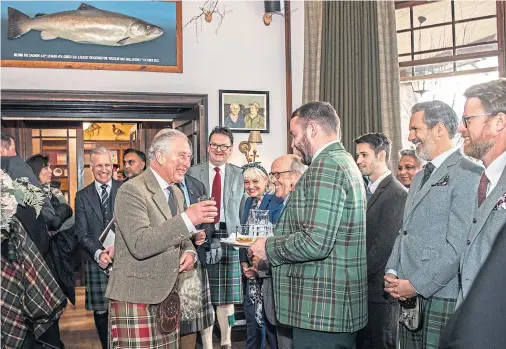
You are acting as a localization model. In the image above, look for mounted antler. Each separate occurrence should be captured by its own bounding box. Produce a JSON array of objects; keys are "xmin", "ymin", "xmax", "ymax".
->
[{"xmin": 184, "ymin": 1, "xmax": 232, "ymax": 41}]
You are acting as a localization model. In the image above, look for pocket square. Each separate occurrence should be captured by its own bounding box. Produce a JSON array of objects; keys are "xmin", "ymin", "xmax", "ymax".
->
[
  {"xmin": 431, "ymin": 174, "xmax": 449, "ymax": 187},
  {"xmin": 493, "ymin": 193, "xmax": 506, "ymax": 211}
]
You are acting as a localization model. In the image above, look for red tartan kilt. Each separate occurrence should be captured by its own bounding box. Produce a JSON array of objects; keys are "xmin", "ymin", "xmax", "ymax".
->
[{"xmin": 109, "ymin": 300, "xmax": 179, "ymax": 349}]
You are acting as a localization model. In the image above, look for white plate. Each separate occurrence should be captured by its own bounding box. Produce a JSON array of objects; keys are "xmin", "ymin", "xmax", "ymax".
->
[{"xmin": 220, "ymin": 238, "xmax": 255, "ymax": 248}]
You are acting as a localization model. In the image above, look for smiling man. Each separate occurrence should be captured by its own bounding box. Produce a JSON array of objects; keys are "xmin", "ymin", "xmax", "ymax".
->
[{"xmin": 384, "ymin": 101, "xmax": 482, "ymax": 349}]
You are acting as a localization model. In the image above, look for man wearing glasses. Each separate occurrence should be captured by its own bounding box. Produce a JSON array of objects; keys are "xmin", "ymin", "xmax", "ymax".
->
[
  {"xmin": 384, "ymin": 100, "xmax": 482, "ymax": 349},
  {"xmin": 455, "ymin": 79, "xmax": 506, "ymax": 306},
  {"xmin": 188, "ymin": 126, "xmax": 244, "ymax": 349}
]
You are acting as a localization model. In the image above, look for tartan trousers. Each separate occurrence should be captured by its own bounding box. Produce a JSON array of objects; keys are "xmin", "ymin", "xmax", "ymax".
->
[{"xmin": 399, "ymin": 296, "xmax": 456, "ymax": 349}]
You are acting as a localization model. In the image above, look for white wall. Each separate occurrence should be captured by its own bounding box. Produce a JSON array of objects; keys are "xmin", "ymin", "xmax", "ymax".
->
[{"xmin": 1, "ymin": 1, "xmax": 305, "ymax": 170}]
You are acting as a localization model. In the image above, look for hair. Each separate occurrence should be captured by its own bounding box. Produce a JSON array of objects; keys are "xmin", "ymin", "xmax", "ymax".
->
[
  {"xmin": 90, "ymin": 147, "xmax": 112, "ymax": 165},
  {"xmin": 411, "ymin": 100, "xmax": 458, "ymax": 138},
  {"xmin": 148, "ymin": 129, "xmax": 187, "ymax": 162},
  {"xmin": 464, "ymin": 79, "xmax": 506, "ymax": 116},
  {"xmin": 286, "ymin": 154, "xmax": 306, "ymax": 174},
  {"xmin": 124, "ymin": 148, "xmax": 147, "ymax": 170},
  {"xmin": 354, "ymin": 132, "xmax": 392, "ymax": 162},
  {"xmin": 399, "ymin": 149, "xmax": 426, "ymax": 166},
  {"xmin": 209, "ymin": 126, "xmax": 234, "ymax": 145},
  {"xmin": 243, "ymin": 166, "xmax": 274, "ymax": 194},
  {"xmin": 291, "ymin": 101, "xmax": 341, "ymax": 139},
  {"xmin": 249, "ymin": 102, "xmax": 260, "ymax": 110},
  {"xmin": 1, "ymin": 133, "xmax": 14, "ymax": 150},
  {"xmin": 26, "ymin": 154, "xmax": 50, "ymax": 180}
]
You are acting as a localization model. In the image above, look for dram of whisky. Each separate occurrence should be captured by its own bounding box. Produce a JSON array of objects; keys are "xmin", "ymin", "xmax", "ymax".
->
[{"xmin": 236, "ymin": 235, "xmax": 254, "ymax": 243}]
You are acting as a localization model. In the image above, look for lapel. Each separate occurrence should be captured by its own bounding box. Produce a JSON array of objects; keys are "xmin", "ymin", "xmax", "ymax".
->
[
  {"xmin": 110, "ymin": 179, "xmax": 120, "ymax": 210},
  {"xmin": 85, "ymin": 183, "xmax": 103, "ymax": 222},
  {"xmin": 259, "ymin": 194, "xmax": 273, "ymax": 210},
  {"xmin": 407, "ymin": 149, "xmax": 461, "ymax": 218},
  {"xmin": 469, "ymin": 167, "xmax": 506, "ymax": 243},
  {"xmin": 198, "ymin": 164, "xmax": 210, "ymax": 194},
  {"xmin": 185, "ymin": 178, "xmax": 199, "ymax": 205},
  {"xmin": 144, "ymin": 168, "xmax": 170, "ymax": 220},
  {"xmin": 224, "ymin": 163, "xmax": 236, "ymax": 211},
  {"xmin": 367, "ymin": 174, "xmax": 392, "ymax": 210}
]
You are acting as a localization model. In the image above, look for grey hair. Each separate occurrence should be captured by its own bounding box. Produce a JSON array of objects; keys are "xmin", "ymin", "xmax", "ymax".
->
[
  {"xmin": 287, "ymin": 154, "xmax": 307, "ymax": 174},
  {"xmin": 399, "ymin": 149, "xmax": 426, "ymax": 166},
  {"xmin": 291, "ymin": 101, "xmax": 341, "ymax": 140},
  {"xmin": 148, "ymin": 129, "xmax": 187, "ymax": 161},
  {"xmin": 411, "ymin": 100, "xmax": 458, "ymax": 138},
  {"xmin": 90, "ymin": 147, "xmax": 112, "ymax": 165},
  {"xmin": 243, "ymin": 167, "xmax": 274, "ymax": 194},
  {"xmin": 464, "ymin": 79, "xmax": 506, "ymax": 115}
]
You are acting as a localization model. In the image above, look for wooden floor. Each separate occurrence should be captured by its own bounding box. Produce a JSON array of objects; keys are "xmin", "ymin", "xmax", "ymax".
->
[{"xmin": 59, "ymin": 287, "xmax": 247, "ymax": 349}]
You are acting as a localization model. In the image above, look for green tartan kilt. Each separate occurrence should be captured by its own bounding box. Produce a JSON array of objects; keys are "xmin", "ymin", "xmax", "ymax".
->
[
  {"xmin": 399, "ymin": 296, "xmax": 456, "ymax": 349},
  {"xmin": 84, "ymin": 260, "xmax": 109, "ymax": 311},
  {"xmin": 207, "ymin": 228, "xmax": 242, "ymax": 305}
]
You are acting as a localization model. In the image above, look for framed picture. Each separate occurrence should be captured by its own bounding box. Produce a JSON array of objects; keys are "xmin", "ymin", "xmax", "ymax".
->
[
  {"xmin": 219, "ymin": 90, "xmax": 270, "ymax": 133},
  {"xmin": 1, "ymin": 1, "xmax": 182, "ymax": 73},
  {"xmin": 56, "ymin": 153, "xmax": 67, "ymax": 165}
]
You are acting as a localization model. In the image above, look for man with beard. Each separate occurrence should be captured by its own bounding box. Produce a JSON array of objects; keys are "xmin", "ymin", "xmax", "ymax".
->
[
  {"xmin": 249, "ymin": 101, "xmax": 368, "ymax": 349},
  {"xmin": 455, "ymin": 79, "xmax": 506, "ymax": 305},
  {"xmin": 123, "ymin": 148, "xmax": 147, "ymax": 180},
  {"xmin": 355, "ymin": 133, "xmax": 407, "ymax": 349},
  {"xmin": 384, "ymin": 101, "xmax": 482, "ymax": 349},
  {"xmin": 75, "ymin": 147, "xmax": 122, "ymax": 348}
]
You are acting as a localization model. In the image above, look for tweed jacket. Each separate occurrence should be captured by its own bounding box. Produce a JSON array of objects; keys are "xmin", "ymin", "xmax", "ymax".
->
[
  {"xmin": 105, "ymin": 168, "xmax": 195, "ymax": 304},
  {"xmin": 265, "ymin": 142, "xmax": 368, "ymax": 333},
  {"xmin": 366, "ymin": 174, "xmax": 407, "ymax": 303},
  {"xmin": 187, "ymin": 162, "xmax": 244, "ymax": 236},
  {"xmin": 458, "ymin": 163, "xmax": 506, "ymax": 304},
  {"xmin": 386, "ymin": 149, "xmax": 483, "ymax": 299}
]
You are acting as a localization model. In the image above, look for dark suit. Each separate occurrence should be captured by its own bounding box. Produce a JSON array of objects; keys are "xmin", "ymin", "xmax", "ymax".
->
[
  {"xmin": 439, "ymin": 223, "xmax": 506, "ymax": 349},
  {"xmin": 358, "ymin": 174, "xmax": 407, "ymax": 349},
  {"xmin": 75, "ymin": 179, "xmax": 121, "ymax": 349}
]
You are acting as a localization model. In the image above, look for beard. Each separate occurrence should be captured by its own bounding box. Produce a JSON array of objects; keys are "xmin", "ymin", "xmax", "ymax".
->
[
  {"xmin": 414, "ymin": 134, "xmax": 436, "ymax": 161},
  {"xmin": 295, "ymin": 134, "xmax": 313, "ymax": 165},
  {"xmin": 464, "ymin": 137, "xmax": 494, "ymax": 161}
]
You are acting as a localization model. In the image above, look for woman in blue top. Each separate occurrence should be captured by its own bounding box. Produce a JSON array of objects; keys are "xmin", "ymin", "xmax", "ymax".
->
[{"xmin": 239, "ymin": 162, "xmax": 283, "ymax": 349}]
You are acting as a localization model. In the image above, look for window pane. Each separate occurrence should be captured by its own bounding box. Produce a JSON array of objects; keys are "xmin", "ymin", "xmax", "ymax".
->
[
  {"xmin": 456, "ymin": 56, "xmax": 498, "ymax": 71},
  {"xmin": 413, "ymin": 1, "xmax": 452, "ymax": 27},
  {"xmin": 455, "ymin": 18, "xmax": 497, "ymax": 46},
  {"xmin": 414, "ymin": 25, "xmax": 453, "ymax": 54},
  {"xmin": 454, "ymin": 0, "xmax": 496, "ymax": 21},
  {"xmin": 397, "ymin": 32, "xmax": 412, "ymax": 55},
  {"xmin": 396, "ymin": 8, "xmax": 411, "ymax": 31}
]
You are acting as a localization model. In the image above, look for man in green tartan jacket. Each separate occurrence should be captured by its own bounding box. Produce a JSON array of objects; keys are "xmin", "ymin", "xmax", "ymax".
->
[{"xmin": 250, "ymin": 101, "xmax": 368, "ymax": 349}]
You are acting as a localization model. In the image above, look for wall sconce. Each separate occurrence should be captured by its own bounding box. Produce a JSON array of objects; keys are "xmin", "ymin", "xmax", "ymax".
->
[
  {"xmin": 239, "ymin": 130, "xmax": 263, "ymax": 163},
  {"xmin": 263, "ymin": 0, "xmax": 281, "ymax": 26}
]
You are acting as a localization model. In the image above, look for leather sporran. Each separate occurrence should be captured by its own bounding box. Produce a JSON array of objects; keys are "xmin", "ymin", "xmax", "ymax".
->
[
  {"xmin": 205, "ymin": 238, "xmax": 223, "ymax": 265},
  {"xmin": 399, "ymin": 297, "xmax": 423, "ymax": 331},
  {"xmin": 157, "ymin": 285, "xmax": 181, "ymax": 334},
  {"xmin": 178, "ymin": 267, "xmax": 203, "ymax": 322}
]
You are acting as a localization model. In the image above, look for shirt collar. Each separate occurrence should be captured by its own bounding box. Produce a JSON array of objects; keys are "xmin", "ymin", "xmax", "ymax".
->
[
  {"xmin": 312, "ymin": 140, "xmax": 339, "ymax": 161},
  {"xmin": 150, "ymin": 167, "xmax": 171, "ymax": 192},
  {"xmin": 485, "ymin": 150, "xmax": 506, "ymax": 189},
  {"xmin": 369, "ymin": 170, "xmax": 391, "ymax": 194},
  {"xmin": 209, "ymin": 162, "xmax": 226, "ymax": 173},
  {"xmin": 95, "ymin": 179, "xmax": 112, "ymax": 193},
  {"xmin": 430, "ymin": 146, "xmax": 459, "ymax": 170}
]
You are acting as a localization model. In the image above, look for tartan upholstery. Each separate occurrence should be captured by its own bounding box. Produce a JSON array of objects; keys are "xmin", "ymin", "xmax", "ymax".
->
[
  {"xmin": 399, "ymin": 296, "xmax": 456, "ymax": 349},
  {"xmin": 265, "ymin": 142, "xmax": 368, "ymax": 333},
  {"xmin": 1, "ymin": 218, "xmax": 66, "ymax": 348},
  {"xmin": 109, "ymin": 300, "xmax": 179, "ymax": 349},
  {"xmin": 207, "ymin": 228, "xmax": 243, "ymax": 305},
  {"xmin": 84, "ymin": 260, "xmax": 109, "ymax": 311},
  {"xmin": 180, "ymin": 264, "xmax": 215, "ymax": 335}
]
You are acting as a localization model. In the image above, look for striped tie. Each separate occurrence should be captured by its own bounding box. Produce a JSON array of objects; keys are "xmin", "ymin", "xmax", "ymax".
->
[{"xmin": 100, "ymin": 184, "xmax": 109, "ymax": 218}]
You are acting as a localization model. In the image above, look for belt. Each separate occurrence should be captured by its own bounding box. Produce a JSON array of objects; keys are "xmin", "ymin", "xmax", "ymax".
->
[{"xmin": 219, "ymin": 222, "xmax": 227, "ymax": 230}]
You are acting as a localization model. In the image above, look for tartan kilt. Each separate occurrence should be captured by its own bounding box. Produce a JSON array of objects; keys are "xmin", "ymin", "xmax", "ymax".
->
[
  {"xmin": 109, "ymin": 300, "xmax": 179, "ymax": 349},
  {"xmin": 399, "ymin": 296, "xmax": 456, "ymax": 349},
  {"xmin": 180, "ymin": 264, "xmax": 215, "ymax": 335},
  {"xmin": 84, "ymin": 260, "xmax": 109, "ymax": 311},
  {"xmin": 207, "ymin": 228, "xmax": 242, "ymax": 305}
]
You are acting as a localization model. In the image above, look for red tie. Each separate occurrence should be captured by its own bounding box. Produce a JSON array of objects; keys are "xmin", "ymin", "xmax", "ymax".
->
[
  {"xmin": 478, "ymin": 172, "xmax": 489, "ymax": 207},
  {"xmin": 212, "ymin": 167, "xmax": 221, "ymax": 223}
]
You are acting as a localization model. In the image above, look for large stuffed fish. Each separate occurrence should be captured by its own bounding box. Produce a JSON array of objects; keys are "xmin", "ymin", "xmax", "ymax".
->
[{"xmin": 7, "ymin": 3, "xmax": 164, "ymax": 46}]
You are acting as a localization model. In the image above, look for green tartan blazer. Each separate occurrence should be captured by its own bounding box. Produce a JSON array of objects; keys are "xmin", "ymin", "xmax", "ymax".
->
[{"xmin": 265, "ymin": 141, "xmax": 368, "ymax": 333}]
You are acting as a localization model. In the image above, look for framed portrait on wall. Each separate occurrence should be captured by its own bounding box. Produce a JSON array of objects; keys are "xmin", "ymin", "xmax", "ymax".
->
[
  {"xmin": 219, "ymin": 90, "xmax": 270, "ymax": 133},
  {"xmin": 1, "ymin": 1, "xmax": 182, "ymax": 73}
]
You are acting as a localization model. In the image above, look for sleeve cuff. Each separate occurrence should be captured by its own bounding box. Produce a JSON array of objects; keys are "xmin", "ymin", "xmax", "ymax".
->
[
  {"xmin": 385, "ymin": 268, "xmax": 398, "ymax": 276},
  {"xmin": 181, "ymin": 212, "xmax": 197, "ymax": 234},
  {"xmin": 94, "ymin": 249, "xmax": 103, "ymax": 263}
]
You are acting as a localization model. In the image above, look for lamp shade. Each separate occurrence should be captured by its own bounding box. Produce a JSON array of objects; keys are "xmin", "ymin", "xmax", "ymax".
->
[{"xmin": 248, "ymin": 130, "xmax": 263, "ymax": 144}]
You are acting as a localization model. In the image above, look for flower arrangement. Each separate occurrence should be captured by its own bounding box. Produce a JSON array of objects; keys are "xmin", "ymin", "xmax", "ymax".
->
[{"xmin": 1, "ymin": 170, "xmax": 18, "ymax": 231}]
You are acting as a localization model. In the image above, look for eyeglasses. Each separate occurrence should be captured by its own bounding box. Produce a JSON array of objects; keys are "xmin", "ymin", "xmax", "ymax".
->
[
  {"xmin": 209, "ymin": 143, "xmax": 232, "ymax": 151},
  {"xmin": 462, "ymin": 113, "xmax": 495, "ymax": 128},
  {"xmin": 269, "ymin": 170, "xmax": 293, "ymax": 179}
]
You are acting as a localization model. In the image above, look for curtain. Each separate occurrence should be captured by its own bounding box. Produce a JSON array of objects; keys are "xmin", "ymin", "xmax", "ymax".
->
[{"xmin": 302, "ymin": 1, "xmax": 323, "ymax": 104}]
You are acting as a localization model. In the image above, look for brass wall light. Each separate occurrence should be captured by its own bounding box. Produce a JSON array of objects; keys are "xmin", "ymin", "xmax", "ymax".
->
[
  {"xmin": 263, "ymin": 0, "xmax": 281, "ymax": 26},
  {"xmin": 239, "ymin": 130, "xmax": 263, "ymax": 163}
]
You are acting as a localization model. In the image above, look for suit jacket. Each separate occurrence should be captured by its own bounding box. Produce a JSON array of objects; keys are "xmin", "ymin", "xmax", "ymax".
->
[
  {"xmin": 183, "ymin": 174, "xmax": 215, "ymax": 267},
  {"xmin": 439, "ymin": 223, "xmax": 506, "ymax": 349},
  {"xmin": 265, "ymin": 142, "xmax": 368, "ymax": 333},
  {"xmin": 366, "ymin": 174, "xmax": 407, "ymax": 303},
  {"xmin": 386, "ymin": 149, "xmax": 483, "ymax": 299},
  {"xmin": 105, "ymin": 168, "xmax": 195, "ymax": 304},
  {"xmin": 458, "ymin": 164, "xmax": 506, "ymax": 304},
  {"xmin": 75, "ymin": 179, "xmax": 121, "ymax": 260},
  {"xmin": 187, "ymin": 162, "xmax": 244, "ymax": 236}
]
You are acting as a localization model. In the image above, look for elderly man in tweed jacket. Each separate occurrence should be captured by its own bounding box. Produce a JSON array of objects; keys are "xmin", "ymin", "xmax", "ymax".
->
[{"xmin": 250, "ymin": 101, "xmax": 368, "ymax": 349}]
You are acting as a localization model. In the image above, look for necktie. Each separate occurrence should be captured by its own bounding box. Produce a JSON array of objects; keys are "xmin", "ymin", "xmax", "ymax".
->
[
  {"xmin": 167, "ymin": 185, "xmax": 179, "ymax": 217},
  {"xmin": 477, "ymin": 172, "xmax": 489, "ymax": 207},
  {"xmin": 419, "ymin": 162, "xmax": 435, "ymax": 189},
  {"xmin": 212, "ymin": 167, "xmax": 221, "ymax": 224},
  {"xmin": 366, "ymin": 186, "xmax": 373, "ymax": 201},
  {"xmin": 100, "ymin": 184, "xmax": 109, "ymax": 219}
]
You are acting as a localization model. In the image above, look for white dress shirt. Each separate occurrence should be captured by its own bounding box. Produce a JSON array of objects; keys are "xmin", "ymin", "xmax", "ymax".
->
[
  {"xmin": 484, "ymin": 150, "xmax": 506, "ymax": 195},
  {"xmin": 429, "ymin": 146, "xmax": 460, "ymax": 176},
  {"xmin": 209, "ymin": 162, "xmax": 226, "ymax": 228},
  {"xmin": 369, "ymin": 170, "xmax": 392, "ymax": 195}
]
